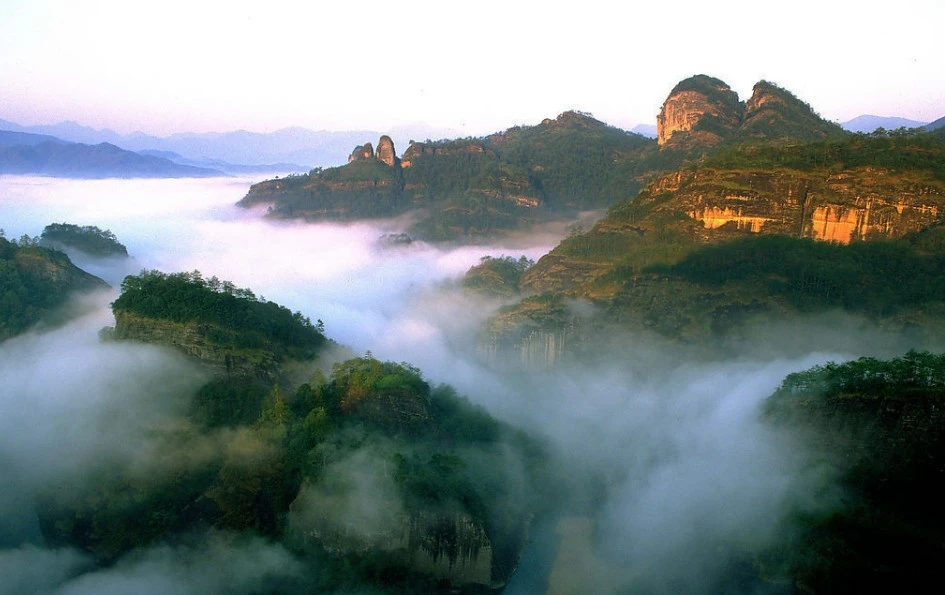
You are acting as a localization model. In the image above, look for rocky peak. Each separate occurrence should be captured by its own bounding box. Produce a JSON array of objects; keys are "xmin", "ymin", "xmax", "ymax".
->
[
  {"xmin": 376, "ymin": 135, "xmax": 398, "ymax": 167},
  {"xmin": 655, "ymin": 76, "xmax": 846, "ymax": 149},
  {"xmin": 657, "ymin": 75, "xmax": 743, "ymax": 147},
  {"xmin": 348, "ymin": 142, "xmax": 375, "ymax": 163},
  {"xmin": 745, "ymin": 81, "xmax": 784, "ymax": 115},
  {"xmin": 741, "ymin": 80, "xmax": 846, "ymax": 142}
]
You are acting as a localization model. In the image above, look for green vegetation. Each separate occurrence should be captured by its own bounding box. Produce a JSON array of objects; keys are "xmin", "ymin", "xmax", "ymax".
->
[
  {"xmin": 774, "ymin": 350, "xmax": 945, "ymax": 398},
  {"xmin": 763, "ymin": 352, "xmax": 945, "ymax": 593},
  {"xmin": 462, "ymin": 255, "xmax": 535, "ymax": 297},
  {"xmin": 112, "ymin": 269, "xmax": 325, "ymax": 359},
  {"xmin": 491, "ymin": 111, "xmax": 654, "ymax": 209},
  {"xmin": 655, "ymin": 234, "xmax": 945, "ymax": 315},
  {"xmin": 739, "ymin": 80, "xmax": 847, "ymax": 143},
  {"xmin": 270, "ymin": 159, "xmax": 405, "ymax": 221},
  {"xmin": 40, "ymin": 222, "xmax": 128, "ymax": 256},
  {"xmin": 242, "ymin": 112, "xmax": 666, "ymax": 240},
  {"xmin": 0, "ymin": 235, "xmax": 105, "ymax": 340},
  {"xmin": 667, "ymin": 74, "xmax": 734, "ymax": 97},
  {"xmin": 708, "ymin": 127, "xmax": 945, "ymax": 179},
  {"xmin": 39, "ymin": 353, "xmax": 537, "ymax": 592}
]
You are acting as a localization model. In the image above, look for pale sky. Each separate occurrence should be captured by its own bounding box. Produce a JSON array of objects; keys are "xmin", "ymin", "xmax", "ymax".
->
[{"xmin": 1, "ymin": 0, "xmax": 943, "ymax": 136}]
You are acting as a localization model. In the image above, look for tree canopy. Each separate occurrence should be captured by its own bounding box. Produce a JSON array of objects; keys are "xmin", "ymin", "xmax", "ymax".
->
[{"xmin": 112, "ymin": 269, "xmax": 325, "ymax": 357}]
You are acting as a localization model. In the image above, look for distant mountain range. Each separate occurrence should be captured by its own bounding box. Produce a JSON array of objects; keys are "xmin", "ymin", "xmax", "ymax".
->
[
  {"xmin": 840, "ymin": 114, "xmax": 930, "ymax": 133},
  {"xmin": 0, "ymin": 118, "xmax": 461, "ymax": 169},
  {"xmin": 4, "ymin": 108, "xmax": 943, "ymax": 179},
  {"xmin": 0, "ymin": 130, "xmax": 224, "ymax": 178},
  {"xmin": 630, "ymin": 123, "xmax": 658, "ymax": 138},
  {"xmin": 926, "ymin": 115, "xmax": 945, "ymax": 131}
]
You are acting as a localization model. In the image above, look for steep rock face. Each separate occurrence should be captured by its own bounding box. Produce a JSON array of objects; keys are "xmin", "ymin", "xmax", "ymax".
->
[
  {"xmin": 110, "ymin": 311, "xmax": 277, "ymax": 381},
  {"xmin": 657, "ymin": 76, "xmax": 845, "ymax": 150},
  {"xmin": 376, "ymin": 135, "xmax": 397, "ymax": 167},
  {"xmin": 238, "ymin": 110, "xmax": 659, "ymax": 240},
  {"xmin": 499, "ymin": 153, "xmax": 945, "ymax": 353},
  {"xmin": 348, "ymin": 142, "xmax": 375, "ymax": 162},
  {"xmin": 675, "ymin": 167, "xmax": 945, "ymax": 244},
  {"xmin": 293, "ymin": 502, "xmax": 496, "ymax": 588},
  {"xmin": 657, "ymin": 75, "xmax": 743, "ymax": 147}
]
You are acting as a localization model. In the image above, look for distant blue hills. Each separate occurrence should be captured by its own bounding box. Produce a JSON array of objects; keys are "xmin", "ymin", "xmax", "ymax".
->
[
  {"xmin": 4, "ymin": 111, "xmax": 943, "ymax": 179},
  {"xmin": 0, "ymin": 118, "xmax": 458, "ymax": 171},
  {"xmin": 0, "ymin": 130, "xmax": 225, "ymax": 179},
  {"xmin": 839, "ymin": 114, "xmax": 932, "ymax": 133},
  {"xmin": 925, "ymin": 115, "xmax": 945, "ymax": 132}
]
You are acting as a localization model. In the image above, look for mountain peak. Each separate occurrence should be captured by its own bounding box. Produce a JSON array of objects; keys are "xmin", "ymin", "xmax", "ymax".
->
[
  {"xmin": 656, "ymin": 74, "xmax": 743, "ymax": 147},
  {"xmin": 741, "ymin": 80, "xmax": 845, "ymax": 142},
  {"xmin": 657, "ymin": 75, "xmax": 846, "ymax": 149}
]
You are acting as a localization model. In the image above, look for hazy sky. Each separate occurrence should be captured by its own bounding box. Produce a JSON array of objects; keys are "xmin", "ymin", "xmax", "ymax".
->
[{"xmin": 1, "ymin": 0, "xmax": 943, "ymax": 136}]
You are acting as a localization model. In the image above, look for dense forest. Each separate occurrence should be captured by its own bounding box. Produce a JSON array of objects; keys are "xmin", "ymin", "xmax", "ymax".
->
[
  {"xmin": 12, "ymin": 269, "xmax": 544, "ymax": 592},
  {"xmin": 112, "ymin": 269, "xmax": 325, "ymax": 359},
  {"xmin": 241, "ymin": 112, "xmax": 674, "ymax": 240},
  {"xmin": 8, "ymin": 71, "xmax": 945, "ymax": 592},
  {"xmin": 38, "ymin": 348, "xmax": 541, "ymax": 592},
  {"xmin": 707, "ymin": 126, "xmax": 945, "ymax": 178},
  {"xmin": 461, "ymin": 255, "xmax": 535, "ymax": 297},
  {"xmin": 0, "ymin": 234, "xmax": 106, "ymax": 340},
  {"xmin": 39, "ymin": 222, "xmax": 129, "ymax": 256},
  {"xmin": 655, "ymin": 233, "xmax": 945, "ymax": 315},
  {"xmin": 762, "ymin": 351, "xmax": 945, "ymax": 592}
]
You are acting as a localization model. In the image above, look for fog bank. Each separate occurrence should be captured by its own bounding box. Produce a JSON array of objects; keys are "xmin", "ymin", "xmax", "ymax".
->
[{"xmin": 0, "ymin": 175, "xmax": 917, "ymax": 592}]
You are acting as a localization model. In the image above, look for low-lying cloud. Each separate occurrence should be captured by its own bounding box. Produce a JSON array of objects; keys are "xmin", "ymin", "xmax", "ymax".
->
[{"xmin": 0, "ymin": 174, "xmax": 926, "ymax": 592}]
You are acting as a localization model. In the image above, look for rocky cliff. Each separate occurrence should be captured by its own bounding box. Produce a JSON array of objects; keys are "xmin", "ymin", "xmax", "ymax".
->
[
  {"xmin": 657, "ymin": 75, "xmax": 845, "ymax": 150},
  {"xmin": 657, "ymin": 75, "xmax": 743, "ymax": 147},
  {"xmin": 375, "ymin": 135, "xmax": 398, "ymax": 167},
  {"xmin": 241, "ymin": 76, "xmax": 851, "ymax": 241},
  {"xmin": 348, "ymin": 142, "xmax": 374, "ymax": 162},
  {"xmin": 292, "ymin": 496, "xmax": 498, "ymax": 588},
  {"xmin": 659, "ymin": 166, "xmax": 943, "ymax": 244},
  {"xmin": 109, "ymin": 311, "xmax": 278, "ymax": 381},
  {"xmin": 484, "ymin": 130, "xmax": 945, "ymax": 357},
  {"xmin": 238, "ymin": 111, "xmax": 658, "ymax": 239}
]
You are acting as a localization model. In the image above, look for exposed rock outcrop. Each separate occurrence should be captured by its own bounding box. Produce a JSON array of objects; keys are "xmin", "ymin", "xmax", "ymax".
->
[
  {"xmin": 667, "ymin": 167, "xmax": 944, "ymax": 244},
  {"xmin": 657, "ymin": 75, "xmax": 743, "ymax": 147},
  {"xmin": 657, "ymin": 76, "xmax": 845, "ymax": 149},
  {"xmin": 293, "ymin": 499, "xmax": 497, "ymax": 588},
  {"xmin": 109, "ymin": 311, "xmax": 277, "ymax": 381},
  {"xmin": 347, "ymin": 137, "xmax": 399, "ymax": 167},
  {"xmin": 376, "ymin": 135, "xmax": 398, "ymax": 167},
  {"xmin": 348, "ymin": 142, "xmax": 375, "ymax": 162}
]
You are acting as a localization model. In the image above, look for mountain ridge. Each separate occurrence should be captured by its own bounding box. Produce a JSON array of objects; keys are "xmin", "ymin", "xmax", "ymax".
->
[
  {"xmin": 0, "ymin": 117, "xmax": 459, "ymax": 168},
  {"xmin": 0, "ymin": 131, "xmax": 224, "ymax": 178},
  {"xmin": 841, "ymin": 114, "xmax": 929, "ymax": 133}
]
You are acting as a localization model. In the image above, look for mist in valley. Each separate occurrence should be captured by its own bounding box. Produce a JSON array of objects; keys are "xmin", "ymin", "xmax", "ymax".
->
[{"xmin": 0, "ymin": 175, "xmax": 927, "ymax": 592}]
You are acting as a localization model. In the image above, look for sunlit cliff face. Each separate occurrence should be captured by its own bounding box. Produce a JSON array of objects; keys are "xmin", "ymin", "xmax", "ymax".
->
[
  {"xmin": 656, "ymin": 77, "xmax": 742, "ymax": 147},
  {"xmin": 687, "ymin": 195, "xmax": 942, "ymax": 244},
  {"xmin": 689, "ymin": 206, "xmax": 773, "ymax": 233}
]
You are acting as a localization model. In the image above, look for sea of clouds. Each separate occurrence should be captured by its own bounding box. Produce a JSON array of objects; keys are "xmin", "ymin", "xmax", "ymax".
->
[{"xmin": 0, "ymin": 174, "xmax": 928, "ymax": 593}]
